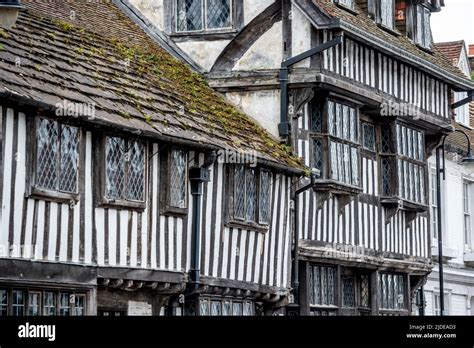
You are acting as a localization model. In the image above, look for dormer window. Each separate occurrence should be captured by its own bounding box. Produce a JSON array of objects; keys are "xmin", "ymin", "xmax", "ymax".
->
[
  {"xmin": 176, "ymin": 0, "xmax": 233, "ymax": 32},
  {"xmin": 414, "ymin": 4, "xmax": 432, "ymax": 49}
]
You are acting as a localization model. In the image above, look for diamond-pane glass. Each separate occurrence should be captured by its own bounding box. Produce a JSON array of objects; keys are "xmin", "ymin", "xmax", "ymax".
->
[
  {"xmin": 311, "ymin": 102, "xmax": 322, "ymax": 132},
  {"xmin": 381, "ymin": 127, "xmax": 391, "ymax": 153},
  {"xmin": 106, "ymin": 137, "xmax": 125, "ymax": 200},
  {"xmin": 360, "ymin": 274, "xmax": 370, "ymax": 308},
  {"xmin": 312, "ymin": 138, "xmax": 323, "ymax": 171},
  {"xmin": 259, "ymin": 170, "xmax": 271, "ymax": 224},
  {"xmin": 314, "ymin": 267, "xmax": 321, "ymax": 305},
  {"xmin": 245, "ymin": 168, "xmax": 256, "ymax": 221},
  {"xmin": 170, "ymin": 149, "xmax": 187, "ymax": 208},
  {"xmin": 59, "ymin": 125, "xmax": 79, "ymax": 193},
  {"xmin": 177, "ymin": 0, "xmax": 203, "ymax": 32},
  {"xmin": 127, "ymin": 141, "xmax": 145, "ymax": 201},
  {"xmin": 36, "ymin": 118, "xmax": 59, "ymax": 190},
  {"xmin": 234, "ymin": 165, "xmax": 246, "ymax": 219},
  {"xmin": 362, "ymin": 123, "xmax": 375, "ymax": 151},
  {"xmin": 200, "ymin": 299, "xmax": 210, "ymax": 316},
  {"xmin": 382, "ymin": 158, "xmax": 391, "ymax": 196},
  {"xmin": 207, "ymin": 0, "xmax": 231, "ymax": 29},
  {"xmin": 243, "ymin": 302, "xmax": 252, "ymax": 316},
  {"xmin": 342, "ymin": 278, "xmax": 355, "ymax": 308},
  {"xmin": 211, "ymin": 301, "xmax": 222, "ymax": 316},
  {"xmin": 327, "ymin": 268, "xmax": 335, "ymax": 305}
]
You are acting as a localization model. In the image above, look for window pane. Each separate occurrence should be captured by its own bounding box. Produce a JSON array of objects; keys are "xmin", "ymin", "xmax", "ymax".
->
[
  {"xmin": 106, "ymin": 137, "xmax": 125, "ymax": 200},
  {"xmin": 243, "ymin": 302, "xmax": 252, "ymax": 316},
  {"xmin": 336, "ymin": 104, "xmax": 343, "ymax": 138},
  {"xmin": 211, "ymin": 301, "xmax": 222, "ymax": 316},
  {"xmin": 312, "ymin": 138, "xmax": 323, "ymax": 172},
  {"xmin": 200, "ymin": 299, "xmax": 210, "ymax": 316},
  {"xmin": 382, "ymin": 158, "xmax": 391, "ymax": 196},
  {"xmin": 44, "ymin": 292, "xmax": 56, "ymax": 316},
  {"xmin": 360, "ymin": 274, "xmax": 370, "ymax": 308},
  {"xmin": 342, "ymin": 278, "xmax": 355, "ymax": 308},
  {"xmin": 330, "ymin": 141, "xmax": 338, "ymax": 181},
  {"xmin": 328, "ymin": 101, "xmax": 335, "ymax": 136},
  {"xmin": 350, "ymin": 108, "xmax": 357, "ymax": 143},
  {"xmin": 59, "ymin": 125, "xmax": 79, "ymax": 193},
  {"xmin": 75, "ymin": 295, "xmax": 85, "ymax": 316},
  {"xmin": 36, "ymin": 118, "xmax": 59, "ymax": 190},
  {"xmin": 207, "ymin": 0, "xmax": 232, "ymax": 29},
  {"xmin": 343, "ymin": 144, "xmax": 350, "ymax": 184},
  {"xmin": 127, "ymin": 141, "xmax": 145, "ymax": 201},
  {"xmin": 232, "ymin": 302, "xmax": 243, "ymax": 316},
  {"xmin": 59, "ymin": 293, "xmax": 70, "ymax": 316},
  {"xmin": 338, "ymin": 0, "xmax": 353, "ymax": 8},
  {"xmin": 12, "ymin": 290, "xmax": 25, "ymax": 316},
  {"xmin": 311, "ymin": 101, "xmax": 322, "ymax": 132},
  {"xmin": 28, "ymin": 293, "xmax": 41, "ymax": 316},
  {"xmin": 170, "ymin": 149, "xmax": 187, "ymax": 208},
  {"xmin": 0, "ymin": 289, "xmax": 8, "ymax": 316},
  {"xmin": 177, "ymin": 0, "xmax": 203, "ymax": 31},
  {"xmin": 362, "ymin": 123, "xmax": 375, "ymax": 151},
  {"xmin": 223, "ymin": 301, "xmax": 232, "ymax": 316},
  {"xmin": 351, "ymin": 147, "xmax": 359, "ymax": 186},
  {"xmin": 423, "ymin": 7, "xmax": 431, "ymax": 48},
  {"xmin": 259, "ymin": 170, "xmax": 271, "ymax": 224},
  {"xmin": 380, "ymin": 0, "xmax": 394, "ymax": 28},
  {"xmin": 234, "ymin": 165, "xmax": 246, "ymax": 219},
  {"xmin": 416, "ymin": 5, "xmax": 423, "ymax": 45},
  {"xmin": 342, "ymin": 105, "xmax": 349, "ymax": 140}
]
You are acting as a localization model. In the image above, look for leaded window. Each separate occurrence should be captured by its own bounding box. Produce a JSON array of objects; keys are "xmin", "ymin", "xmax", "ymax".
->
[
  {"xmin": 378, "ymin": 273, "xmax": 406, "ymax": 311},
  {"xmin": 59, "ymin": 293, "xmax": 71, "ymax": 316},
  {"xmin": 200, "ymin": 298, "xmax": 253, "ymax": 316},
  {"xmin": 28, "ymin": 292, "xmax": 41, "ymax": 316},
  {"xmin": 176, "ymin": 0, "xmax": 232, "ymax": 32},
  {"xmin": 360, "ymin": 274, "xmax": 370, "ymax": 308},
  {"xmin": 36, "ymin": 118, "xmax": 79, "ymax": 194},
  {"xmin": 362, "ymin": 123, "xmax": 376, "ymax": 151},
  {"xmin": 310, "ymin": 98, "xmax": 360, "ymax": 188},
  {"xmin": 232, "ymin": 165, "xmax": 271, "ymax": 225},
  {"xmin": 379, "ymin": 0, "xmax": 394, "ymax": 29},
  {"xmin": 414, "ymin": 4, "xmax": 432, "ymax": 49},
  {"xmin": 44, "ymin": 292, "xmax": 56, "ymax": 316},
  {"xmin": 395, "ymin": 124, "xmax": 426, "ymax": 204},
  {"xmin": 381, "ymin": 158, "xmax": 392, "ymax": 196},
  {"xmin": 309, "ymin": 265, "xmax": 336, "ymax": 314},
  {"xmin": 342, "ymin": 278, "xmax": 355, "ymax": 308},
  {"xmin": 12, "ymin": 290, "xmax": 24, "ymax": 316},
  {"xmin": 170, "ymin": 149, "xmax": 187, "ymax": 208},
  {"xmin": 105, "ymin": 136, "xmax": 146, "ymax": 203}
]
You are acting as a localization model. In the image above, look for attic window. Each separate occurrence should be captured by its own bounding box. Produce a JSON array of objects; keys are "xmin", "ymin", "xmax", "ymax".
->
[
  {"xmin": 176, "ymin": 0, "xmax": 233, "ymax": 32},
  {"xmin": 414, "ymin": 4, "xmax": 432, "ymax": 49},
  {"xmin": 379, "ymin": 0, "xmax": 395, "ymax": 29}
]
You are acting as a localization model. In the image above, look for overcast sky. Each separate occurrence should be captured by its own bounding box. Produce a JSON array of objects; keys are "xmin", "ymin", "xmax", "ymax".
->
[{"xmin": 431, "ymin": 0, "xmax": 474, "ymax": 46}]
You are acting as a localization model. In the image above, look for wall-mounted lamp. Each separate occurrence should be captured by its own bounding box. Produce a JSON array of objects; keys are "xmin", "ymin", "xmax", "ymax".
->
[{"xmin": 0, "ymin": 0, "xmax": 24, "ymax": 30}]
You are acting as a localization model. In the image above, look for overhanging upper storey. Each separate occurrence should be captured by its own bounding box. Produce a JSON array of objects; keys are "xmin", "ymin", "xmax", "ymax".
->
[{"xmin": 294, "ymin": 0, "xmax": 474, "ymax": 93}]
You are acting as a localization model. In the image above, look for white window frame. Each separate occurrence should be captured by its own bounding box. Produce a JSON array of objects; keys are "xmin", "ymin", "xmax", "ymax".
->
[
  {"xmin": 175, "ymin": 0, "xmax": 234, "ymax": 33},
  {"xmin": 463, "ymin": 180, "xmax": 473, "ymax": 250},
  {"xmin": 454, "ymin": 91, "xmax": 470, "ymax": 126},
  {"xmin": 434, "ymin": 292, "xmax": 450, "ymax": 316}
]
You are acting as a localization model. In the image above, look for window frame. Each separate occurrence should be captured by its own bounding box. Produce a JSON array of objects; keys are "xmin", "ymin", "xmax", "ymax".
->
[
  {"xmin": 463, "ymin": 180, "xmax": 473, "ymax": 250},
  {"xmin": 160, "ymin": 147, "xmax": 189, "ymax": 216},
  {"xmin": 172, "ymin": 0, "xmax": 243, "ymax": 36},
  {"xmin": 413, "ymin": 3, "xmax": 432, "ymax": 49},
  {"xmin": 26, "ymin": 116, "xmax": 82, "ymax": 204},
  {"xmin": 226, "ymin": 164, "xmax": 272, "ymax": 232},
  {"xmin": 198, "ymin": 296, "xmax": 254, "ymax": 317},
  {"xmin": 377, "ymin": 272, "xmax": 409, "ymax": 315},
  {"xmin": 96, "ymin": 133, "xmax": 148, "ymax": 211},
  {"xmin": 334, "ymin": 0, "xmax": 356, "ymax": 12},
  {"xmin": 377, "ymin": 0, "xmax": 396, "ymax": 31}
]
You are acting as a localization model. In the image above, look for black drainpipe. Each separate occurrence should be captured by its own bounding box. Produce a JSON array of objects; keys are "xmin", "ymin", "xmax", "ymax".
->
[
  {"xmin": 292, "ymin": 173, "xmax": 316, "ymax": 306},
  {"xmin": 279, "ymin": 35, "xmax": 344, "ymax": 141},
  {"xmin": 189, "ymin": 152, "xmax": 216, "ymax": 289}
]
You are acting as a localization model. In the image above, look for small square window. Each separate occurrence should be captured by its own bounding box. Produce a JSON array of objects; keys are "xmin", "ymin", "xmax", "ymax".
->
[{"xmin": 176, "ymin": 0, "xmax": 233, "ymax": 32}]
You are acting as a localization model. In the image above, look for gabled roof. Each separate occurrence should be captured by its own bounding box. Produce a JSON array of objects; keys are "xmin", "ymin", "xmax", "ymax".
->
[
  {"xmin": 0, "ymin": 0, "xmax": 303, "ymax": 170},
  {"xmin": 435, "ymin": 41, "xmax": 465, "ymax": 63},
  {"xmin": 295, "ymin": 0, "xmax": 474, "ymax": 91}
]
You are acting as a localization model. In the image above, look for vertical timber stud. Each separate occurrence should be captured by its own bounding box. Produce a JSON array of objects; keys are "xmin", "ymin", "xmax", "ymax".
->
[{"xmin": 371, "ymin": 270, "xmax": 379, "ymax": 316}]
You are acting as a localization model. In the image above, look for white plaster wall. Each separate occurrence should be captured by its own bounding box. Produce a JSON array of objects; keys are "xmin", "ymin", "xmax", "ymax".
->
[
  {"xmin": 176, "ymin": 40, "xmax": 231, "ymax": 71},
  {"xmin": 244, "ymin": 0, "xmax": 275, "ymax": 25},
  {"xmin": 234, "ymin": 22, "xmax": 283, "ymax": 71},
  {"xmin": 291, "ymin": 4, "xmax": 312, "ymax": 68},
  {"xmin": 129, "ymin": 0, "xmax": 164, "ymax": 30},
  {"xmin": 224, "ymin": 90, "xmax": 281, "ymax": 138}
]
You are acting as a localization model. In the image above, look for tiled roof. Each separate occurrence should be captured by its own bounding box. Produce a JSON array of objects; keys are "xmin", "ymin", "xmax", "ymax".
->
[
  {"xmin": 435, "ymin": 41, "xmax": 465, "ymax": 66},
  {"xmin": 311, "ymin": 0, "xmax": 473, "ymax": 88},
  {"xmin": 0, "ymin": 0, "xmax": 303, "ymax": 170}
]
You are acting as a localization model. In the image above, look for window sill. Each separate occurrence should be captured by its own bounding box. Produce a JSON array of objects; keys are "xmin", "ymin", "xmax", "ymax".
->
[
  {"xmin": 27, "ymin": 187, "xmax": 80, "ymax": 204},
  {"xmin": 161, "ymin": 206, "xmax": 188, "ymax": 217},
  {"xmin": 313, "ymin": 179, "xmax": 362, "ymax": 196},
  {"xmin": 376, "ymin": 23, "xmax": 401, "ymax": 37},
  {"xmin": 99, "ymin": 197, "xmax": 146, "ymax": 212},
  {"xmin": 380, "ymin": 197, "xmax": 428, "ymax": 212},
  {"xmin": 225, "ymin": 220, "xmax": 269, "ymax": 233},
  {"xmin": 170, "ymin": 29, "xmax": 238, "ymax": 41},
  {"xmin": 414, "ymin": 43, "xmax": 433, "ymax": 54}
]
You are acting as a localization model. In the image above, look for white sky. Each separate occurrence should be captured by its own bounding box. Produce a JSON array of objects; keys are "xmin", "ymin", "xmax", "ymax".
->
[{"xmin": 431, "ymin": 0, "xmax": 474, "ymax": 46}]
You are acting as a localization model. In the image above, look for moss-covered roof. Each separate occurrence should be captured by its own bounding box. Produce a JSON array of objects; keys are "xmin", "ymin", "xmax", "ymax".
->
[{"xmin": 0, "ymin": 0, "xmax": 303, "ymax": 170}]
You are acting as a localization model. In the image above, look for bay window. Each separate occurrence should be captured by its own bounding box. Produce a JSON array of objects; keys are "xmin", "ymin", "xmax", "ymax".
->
[
  {"xmin": 378, "ymin": 273, "xmax": 407, "ymax": 314},
  {"xmin": 199, "ymin": 297, "xmax": 253, "ymax": 316},
  {"xmin": 176, "ymin": 0, "xmax": 233, "ymax": 32},
  {"xmin": 311, "ymin": 98, "xmax": 360, "ymax": 189}
]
